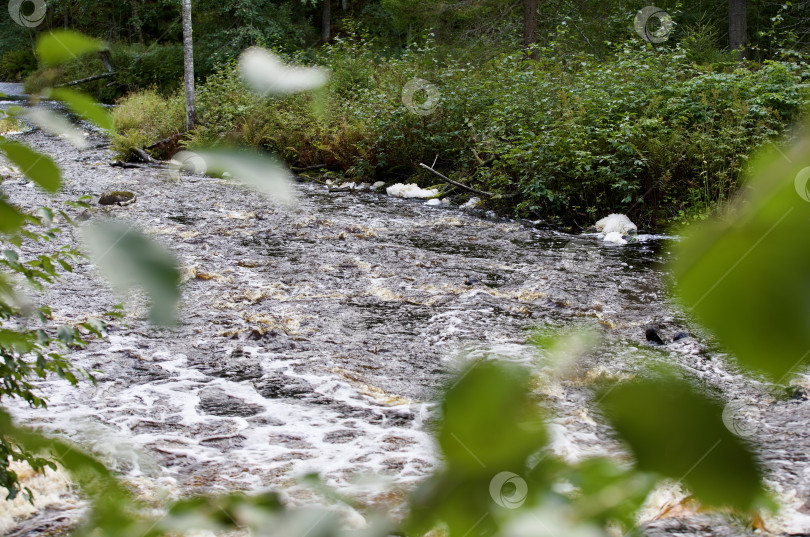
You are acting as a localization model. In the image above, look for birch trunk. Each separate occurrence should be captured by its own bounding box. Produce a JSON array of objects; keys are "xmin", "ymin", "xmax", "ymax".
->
[{"xmin": 182, "ymin": 0, "xmax": 196, "ymax": 130}]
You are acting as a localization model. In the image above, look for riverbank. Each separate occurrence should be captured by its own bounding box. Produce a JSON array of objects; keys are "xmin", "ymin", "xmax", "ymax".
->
[{"xmin": 107, "ymin": 37, "xmax": 810, "ymax": 230}]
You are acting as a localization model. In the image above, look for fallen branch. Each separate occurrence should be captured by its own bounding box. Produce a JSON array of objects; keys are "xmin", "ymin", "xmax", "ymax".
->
[
  {"xmin": 291, "ymin": 164, "xmax": 328, "ymax": 172},
  {"xmin": 110, "ymin": 161, "xmax": 141, "ymax": 169},
  {"xmin": 131, "ymin": 148, "xmax": 157, "ymax": 164},
  {"xmin": 419, "ymin": 162, "xmax": 494, "ymax": 197},
  {"xmin": 56, "ymin": 72, "xmax": 115, "ymax": 87}
]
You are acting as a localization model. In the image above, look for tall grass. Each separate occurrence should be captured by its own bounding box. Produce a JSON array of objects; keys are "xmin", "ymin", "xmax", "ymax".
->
[{"xmin": 110, "ymin": 89, "xmax": 185, "ymax": 160}]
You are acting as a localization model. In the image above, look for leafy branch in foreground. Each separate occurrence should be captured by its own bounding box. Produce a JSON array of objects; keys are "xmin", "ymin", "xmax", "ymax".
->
[{"xmin": 0, "ymin": 31, "xmax": 118, "ymax": 500}]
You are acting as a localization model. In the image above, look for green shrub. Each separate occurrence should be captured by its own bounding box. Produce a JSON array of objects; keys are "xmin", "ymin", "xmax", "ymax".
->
[
  {"xmin": 24, "ymin": 43, "xmax": 185, "ymax": 104},
  {"xmin": 0, "ymin": 48, "xmax": 36, "ymax": 81},
  {"xmin": 113, "ymin": 35, "xmax": 810, "ymax": 228}
]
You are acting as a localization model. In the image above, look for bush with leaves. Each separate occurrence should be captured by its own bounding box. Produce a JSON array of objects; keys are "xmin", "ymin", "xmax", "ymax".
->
[
  {"xmin": 0, "ymin": 49, "xmax": 37, "ymax": 82},
  {"xmin": 110, "ymin": 89, "xmax": 185, "ymax": 160},
  {"xmin": 117, "ymin": 29, "xmax": 810, "ymax": 228}
]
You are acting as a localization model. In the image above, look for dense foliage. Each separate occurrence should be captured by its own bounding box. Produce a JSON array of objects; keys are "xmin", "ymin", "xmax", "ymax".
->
[
  {"xmin": 6, "ymin": 0, "xmax": 810, "ymax": 225},
  {"xmin": 113, "ymin": 33, "xmax": 809, "ymax": 226}
]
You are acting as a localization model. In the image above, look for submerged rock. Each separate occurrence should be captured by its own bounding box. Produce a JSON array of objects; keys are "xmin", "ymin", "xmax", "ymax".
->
[
  {"xmin": 99, "ymin": 190, "xmax": 136, "ymax": 206},
  {"xmin": 672, "ymin": 331, "xmax": 690, "ymax": 342},
  {"xmin": 197, "ymin": 387, "xmax": 263, "ymax": 417}
]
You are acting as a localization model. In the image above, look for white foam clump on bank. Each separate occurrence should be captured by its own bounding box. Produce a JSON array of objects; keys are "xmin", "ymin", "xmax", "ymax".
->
[
  {"xmin": 0, "ymin": 462, "xmax": 76, "ymax": 534},
  {"xmin": 386, "ymin": 183, "xmax": 439, "ymax": 199},
  {"xmin": 593, "ymin": 214, "xmax": 637, "ymax": 245},
  {"xmin": 461, "ymin": 197, "xmax": 481, "ymax": 210},
  {"xmin": 594, "ymin": 214, "xmax": 637, "ymax": 235}
]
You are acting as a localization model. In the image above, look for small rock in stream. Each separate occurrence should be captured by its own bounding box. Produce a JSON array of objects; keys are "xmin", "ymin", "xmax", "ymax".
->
[
  {"xmin": 99, "ymin": 190, "xmax": 136, "ymax": 206},
  {"xmin": 197, "ymin": 387, "xmax": 264, "ymax": 417},
  {"xmin": 645, "ymin": 326, "xmax": 666, "ymax": 345},
  {"xmin": 672, "ymin": 331, "xmax": 690, "ymax": 342},
  {"xmin": 787, "ymin": 386, "xmax": 809, "ymax": 401}
]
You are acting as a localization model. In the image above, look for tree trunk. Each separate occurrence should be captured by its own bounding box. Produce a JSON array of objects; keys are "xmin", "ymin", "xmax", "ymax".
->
[
  {"xmin": 130, "ymin": 0, "xmax": 143, "ymax": 43},
  {"xmin": 182, "ymin": 0, "xmax": 196, "ymax": 130},
  {"xmin": 729, "ymin": 0, "xmax": 747, "ymax": 60},
  {"xmin": 321, "ymin": 0, "xmax": 331, "ymax": 43},
  {"xmin": 523, "ymin": 0, "xmax": 537, "ymax": 59}
]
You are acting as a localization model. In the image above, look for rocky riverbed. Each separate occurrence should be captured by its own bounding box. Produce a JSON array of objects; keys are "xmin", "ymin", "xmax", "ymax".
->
[{"xmin": 1, "ymin": 121, "xmax": 810, "ymax": 537}]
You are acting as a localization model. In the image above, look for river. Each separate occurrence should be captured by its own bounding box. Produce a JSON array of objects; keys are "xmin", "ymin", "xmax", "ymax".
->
[{"xmin": 1, "ymin": 111, "xmax": 810, "ymax": 536}]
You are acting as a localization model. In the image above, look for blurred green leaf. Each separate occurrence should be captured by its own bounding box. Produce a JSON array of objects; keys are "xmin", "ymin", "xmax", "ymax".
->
[
  {"xmin": 0, "ymin": 141, "xmax": 61, "ymax": 193},
  {"xmin": 56, "ymin": 325, "xmax": 75, "ymax": 345},
  {"xmin": 408, "ymin": 361, "xmax": 548, "ymax": 537},
  {"xmin": 48, "ymin": 89, "xmax": 114, "ymax": 132},
  {"xmin": 673, "ymin": 137, "xmax": 810, "ymax": 380},
  {"xmin": 597, "ymin": 372, "xmax": 764, "ymax": 511},
  {"xmin": 187, "ymin": 150, "xmax": 294, "ymax": 204},
  {"xmin": 439, "ymin": 361, "xmax": 547, "ymax": 471},
  {"xmin": 239, "ymin": 47, "xmax": 329, "ymax": 95},
  {"xmin": 567, "ymin": 458, "xmax": 656, "ymax": 529},
  {"xmin": 26, "ymin": 108, "xmax": 89, "ymax": 148},
  {"xmin": 0, "ymin": 200, "xmax": 25, "ymax": 234},
  {"xmin": 35, "ymin": 30, "xmax": 106, "ymax": 67},
  {"xmin": 83, "ymin": 220, "xmax": 180, "ymax": 325}
]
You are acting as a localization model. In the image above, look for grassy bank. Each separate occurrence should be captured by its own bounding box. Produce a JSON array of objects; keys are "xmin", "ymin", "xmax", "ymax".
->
[{"xmin": 112, "ymin": 36, "xmax": 810, "ymax": 228}]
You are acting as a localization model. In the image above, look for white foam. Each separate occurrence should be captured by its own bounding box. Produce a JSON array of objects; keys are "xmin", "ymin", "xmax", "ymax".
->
[
  {"xmin": 594, "ymin": 214, "xmax": 637, "ymax": 235},
  {"xmin": 602, "ymin": 231, "xmax": 627, "ymax": 245},
  {"xmin": 461, "ymin": 197, "xmax": 481, "ymax": 209},
  {"xmin": 6, "ymin": 334, "xmax": 437, "ymax": 507},
  {"xmin": 0, "ymin": 462, "xmax": 78, "ymax": 534},
  {"xmin": 386, "ymin": 183, "xmax": 439, "ymax": 199}
]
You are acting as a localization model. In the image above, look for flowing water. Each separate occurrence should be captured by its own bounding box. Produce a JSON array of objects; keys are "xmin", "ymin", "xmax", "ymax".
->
[
  {"xmin": 1, "ymin": 118, "xmax": 810, "ymax": 536},
  {"xmin": 0, "ymin": 82, "xmax": 26, "ymax": 99}
]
